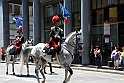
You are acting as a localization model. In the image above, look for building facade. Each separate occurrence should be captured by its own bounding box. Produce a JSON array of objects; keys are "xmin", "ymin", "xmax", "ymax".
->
[
  {"xmin": 91, "ymin": 0, "xmax": 124, "ymax": 64},
  {"xmin": 1, "ymin": 0, "xmax": 124, "ymax": 65}
]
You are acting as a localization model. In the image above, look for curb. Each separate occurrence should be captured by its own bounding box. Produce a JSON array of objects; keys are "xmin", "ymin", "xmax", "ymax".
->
[
  {"xmin": 51, "ymin": 64, "xmax": 124, "ymax": 75},
  {"xmin": 71, "ymin": 67, "xmax": 124, "ymax": 75}
]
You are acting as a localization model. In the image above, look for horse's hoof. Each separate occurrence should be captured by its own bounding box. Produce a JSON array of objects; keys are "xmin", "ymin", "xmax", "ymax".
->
[
  {"xmin": 42, "ymin": 80, "xmax": 45, "ymax": 83},
  {"xmin": 13, "ymin": 73, "xmax": 15, "ymax": 75},
  {"xmin": 19, "ymin": 74, "xmax": 23, "ymax": 77},
  {"xmin": 63, "ymin": 81, "xmax": 66, "ymax": 83},
  {"xmin": 6, "ymin": 72, "xmax": 8, "ymax": 75},
  {"xmin": 27, "ymin": 74, "xmax": 30, "ymax": 77}
]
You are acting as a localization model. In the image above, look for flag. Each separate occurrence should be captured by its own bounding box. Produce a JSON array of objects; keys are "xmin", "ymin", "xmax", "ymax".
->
[
  {"xmin": 59, "ymin": 3, "xmax": 70, "ymax": 24},
  {"xmin": 13, "ymin": 17, "xmax": 23, "ymax": 28}
]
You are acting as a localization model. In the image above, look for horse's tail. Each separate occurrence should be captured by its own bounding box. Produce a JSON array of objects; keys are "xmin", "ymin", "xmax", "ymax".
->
[{"xmin": 19, "ymin": 53, "xmax": 24, "ymax": 75}]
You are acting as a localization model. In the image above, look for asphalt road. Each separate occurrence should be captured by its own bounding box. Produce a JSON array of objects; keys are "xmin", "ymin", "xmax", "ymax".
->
[{"xmin": 0, "ymin": 62, "xmax": 124, "ymax": 83}]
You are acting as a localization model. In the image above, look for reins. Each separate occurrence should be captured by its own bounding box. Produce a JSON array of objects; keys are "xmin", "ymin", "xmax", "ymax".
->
[{"xmin": 64, "ymin": 42, "xmax": 78, "ymax": 49}]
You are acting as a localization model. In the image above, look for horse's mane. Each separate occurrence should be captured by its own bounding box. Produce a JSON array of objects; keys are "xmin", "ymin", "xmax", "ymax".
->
[
  {"xmin": 65, "ymin": 31, "xmax": 76, "ymax": 43},
  {"xmin": 65, "ymin": 32, "xmax": 74, "ymax": 39}
]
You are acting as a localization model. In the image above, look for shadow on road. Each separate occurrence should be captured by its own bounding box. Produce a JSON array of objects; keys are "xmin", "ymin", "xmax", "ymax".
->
[{"xmin": 9, "ymin": 74, "xmax": 42, "ymax": 79}]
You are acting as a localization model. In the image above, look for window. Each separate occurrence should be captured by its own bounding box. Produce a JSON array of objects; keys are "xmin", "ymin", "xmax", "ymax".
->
[
  {"xmin": 14, "ymin": 5, "xmax": 20, "ymax": 14},
  {"xmin": 44, "ymin": 5, "xmax": 53, "ymax": 17},
  {"xmin": 109, "ymin": 7, "xmax": 117, "ymax": 23},
  {"xmin": 44, "ymin": 3, "xmax": 62, "ymax": 25},
  {"xmin": 106, "ymin": 0, "xmax": 117, "ymax": 6},
  {"xmin": 73, "ymin": 13, "xmax": 81, "ymax": 28},
  {"xmin": 119, "ymin": 0, "xmax": 124, "ymax": 4},
  {"xmin": 97, "ymin": 0, "xmax": 102, "ymax": 8},
  {"xmin": 29, "ymin": 6, "xmax": 33, "ymax": 16},
  {"xmin": 92, "ymin": 10, "xmax": 97, "ymax": 25},
  {"xmin": 102, "ymin": 0, "xmax": 106, "ymax": 8},
  {"xmin": 110, "ymin": 24, "xmax": 117, "ymax": 46},
  {"xmin": 118, "ymin": 5, "xmax": 124, "ymax": 21},
  {"xmin": 92, "ymin": 26, "xmax": 104, "ymax": 46},
  {"xmin": 45, "ymin": 3, "xmax": 62, "ymax": 18},
  {"xmin": 72, "ymin": 0, "xmax": 81, "ymax": 13},
  {"xmin": 92, "ymin": 0, "xmax": 96, "ymax": 9},
  {"xmin": 9, "ymin": 4, "xmax": 12, "ymax": 13},
  {"xmin": 96, "ymin": 9, "xmax": 104, "ymax": 24}
]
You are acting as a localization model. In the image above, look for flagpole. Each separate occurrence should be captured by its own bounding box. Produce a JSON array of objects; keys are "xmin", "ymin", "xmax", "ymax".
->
[{"xmin": 64, "ymin": 0, "xmax": 66, "ymax": 38}]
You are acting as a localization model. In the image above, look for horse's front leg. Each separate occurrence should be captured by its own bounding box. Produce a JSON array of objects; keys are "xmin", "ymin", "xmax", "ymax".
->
[
  {"xmin": 40, "ymin": 64, "xmax": 46, "ymax": 83},
  {"xmin": 12, "ymin": 55, "xmax": 16, "ymax": 75},
  {"xmin": 63, "ymin": 64, "xmax": 73, "ymax": 83},
  {"xmin": 6, "ymin": 55, "xmax": 9, "ymax": 74},
  {"xmin": 63, "ymin": 69, "xmax": 68, "ymax": 83},
  {"xmin": 66, "ymin": 67, "xmax": 73, "ymax": 83},
  {"xmin": 26, "ymin": 55, "xmax": 30, "ymax": 77},
  {"xmin": 35, "ymin": 62, "xmax": 40, "ymax": 83}
]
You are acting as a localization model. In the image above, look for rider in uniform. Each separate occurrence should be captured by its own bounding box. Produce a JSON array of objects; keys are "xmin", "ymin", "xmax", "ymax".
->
[
  {"xmin": 44, "ymin": 15, "xmax": 63, "ymax": 61},
  {"xmin": 14, "ymin": 26, "xmax": 24, "ymax": 54}
]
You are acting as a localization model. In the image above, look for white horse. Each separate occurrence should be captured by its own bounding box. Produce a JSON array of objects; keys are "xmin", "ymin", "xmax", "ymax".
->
[
  {"xmin": 30, "ymin": 31, "xmax": 80, "ymax": 83},
  {"xmin": 19, "ymin": 44, "xmax": 35, "ymax": 76},
  {"xmin": 5, "ymin": 39, "xmax": 33, "ymax": 75}
]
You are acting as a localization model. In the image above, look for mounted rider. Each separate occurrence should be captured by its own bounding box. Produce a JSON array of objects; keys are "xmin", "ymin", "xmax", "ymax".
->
[
  {"xmin": 44, "ymin": 15, "xmax": 63, "ymax": 61},
  {"xmin": 13, "ymin": 26, "xmax": 24, "ymax": 54}
]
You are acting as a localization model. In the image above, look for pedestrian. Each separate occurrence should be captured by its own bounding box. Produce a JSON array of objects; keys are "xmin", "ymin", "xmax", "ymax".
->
[
  {"xmin": 44, "ymin": 62, "xmax": 54, "ymax": 74},
  {"xmin": 121, "ymin": 46, "xmax": 124, "ymax": 71},
  {"xmin": 90, "ymin": 45, "xmax": 95, "ymax": 65},
  {"xmin": 0, "ymin": 47, "xmax": 5, "ymax": 61},
  {"xmin": 78, "ymin": 43, "xmax": 83, "ymax": 64},
  {"xmin": 94, "ymin": 45, "xmax": 102, "ymax": 68},
  {"xmin": 111, "ymin": 47, "xmax": 121, "ymax": 69}
]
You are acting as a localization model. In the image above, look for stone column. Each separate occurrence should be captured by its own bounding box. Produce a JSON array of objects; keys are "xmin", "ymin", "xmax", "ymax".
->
[
  {"xmin": 0, "ymin": 1, "xmax": 9, "ymax": 48},
  {"xmin": 64, "ymin": 0, "xmax": 72, "ymax": 36},
  {"xmin": 81, "ymin": 0, "xmax": 90, "ymax": 65},
  {"xmin": 22, "ymin": 0, "xmax": 29, "ymax": 41},
  {"xmin": 41, "ymin": 6, "xmax": 44, "ymax": 43},
  {"xmin": 33, "ymin": 0, "xmax": 41, "ymax": 45}
]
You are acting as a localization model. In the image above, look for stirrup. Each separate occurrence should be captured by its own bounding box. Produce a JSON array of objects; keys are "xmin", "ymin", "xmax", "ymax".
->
[{"xmin": 51, "ymin": 57, "xmax": 57, "ymax": 62}]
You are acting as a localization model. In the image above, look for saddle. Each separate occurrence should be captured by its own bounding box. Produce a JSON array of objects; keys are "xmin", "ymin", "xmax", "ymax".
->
[
  {"xmin": 9, "ymin": 46, "xmax": 22, "ymax": 55},
  {"xmin": 43, "ymin": 47, "xmax": 57, "ymax": 61},
  {"xmin": 43, "ymin": 47, "xmax": 56, "ymax": 56},
  {"xmin": 9, "ymin": 47, "xmax": 16, "ymax": 55}
]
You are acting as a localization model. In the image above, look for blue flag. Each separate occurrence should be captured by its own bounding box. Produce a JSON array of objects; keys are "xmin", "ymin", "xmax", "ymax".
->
[
  {"xmin": 13, "ymin": 17, "xmax": 23, "ymax": 28},
  {"xmin": 59, "ymin": 3, "xmax": 70, "ymax": 18}
]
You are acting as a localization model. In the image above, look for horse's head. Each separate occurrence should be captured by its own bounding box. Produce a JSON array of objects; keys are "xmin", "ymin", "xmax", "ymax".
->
[
  {"xmin": 22, "ymin": 39, "xmax": 33, "ymax": 50},
  {"xmin": 63, "ymin": 30, "xmax": 81, "ymax": 53},
  {"xmin": 65, "ymin": 30, "xmax": 81, "ymax": 45}
]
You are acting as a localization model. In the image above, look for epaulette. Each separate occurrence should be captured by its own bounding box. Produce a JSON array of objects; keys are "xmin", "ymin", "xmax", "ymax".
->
[
  {"xmin": 51, "ymin": 26, "xmax": 63, "ymax": 31},
  {"xmin": 51, "ymin": 27, "xmax": 55, "ymax": 31}
]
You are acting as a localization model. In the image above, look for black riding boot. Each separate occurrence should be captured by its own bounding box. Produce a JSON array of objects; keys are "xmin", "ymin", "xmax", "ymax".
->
[{"xmin": 51, "ymin": 49, "xmax": 57, "ymax": 62}]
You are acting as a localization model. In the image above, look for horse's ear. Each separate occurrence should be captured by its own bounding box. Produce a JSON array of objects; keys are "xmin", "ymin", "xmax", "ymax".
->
[{"xmin": 31, "ymin": 39, "xmax": 33, "ymax": 42}]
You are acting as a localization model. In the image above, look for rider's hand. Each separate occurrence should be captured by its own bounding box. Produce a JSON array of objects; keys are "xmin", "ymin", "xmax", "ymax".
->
[
  {"xmin": 54, "ymin": 35, "xmax": 57, "ymax": 38},
  {"xmin": 57, "ymin": 36, "xmax": 60, "ymax": 39},
  {"xmin": 55, "ymin": 35, "xmax": 60, "ymax": 39}
]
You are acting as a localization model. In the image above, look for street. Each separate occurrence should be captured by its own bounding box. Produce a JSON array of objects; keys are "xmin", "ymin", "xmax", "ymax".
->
[{"xmin": 0, "ymin": 62, "xmax": 124, "ymax": 83}]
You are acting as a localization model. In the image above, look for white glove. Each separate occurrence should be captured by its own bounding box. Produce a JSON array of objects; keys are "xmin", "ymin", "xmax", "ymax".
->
[
  {"xmin": 54, "ymin": 35, "xmax": 60, "ymax": 39},
  {"xmin": 57, "ymin": 36, "xmax": 60, "ymax": 39},
  {"xmin": 54, "ymin": 35, "xmax": 57, "ymax": 38}
]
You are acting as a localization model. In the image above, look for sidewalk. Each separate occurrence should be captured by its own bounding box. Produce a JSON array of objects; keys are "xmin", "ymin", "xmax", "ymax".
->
[{"xmin": 50, "ymin": 64, "xmax": 124, "ymax": 75}]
